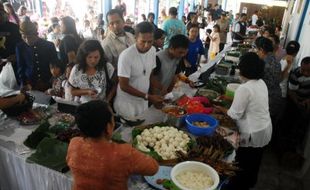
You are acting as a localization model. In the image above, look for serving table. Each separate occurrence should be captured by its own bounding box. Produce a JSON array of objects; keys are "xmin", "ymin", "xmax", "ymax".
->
[{"xmin": 0, "ymin": 45, "xmax": 239, "ymax": 190}]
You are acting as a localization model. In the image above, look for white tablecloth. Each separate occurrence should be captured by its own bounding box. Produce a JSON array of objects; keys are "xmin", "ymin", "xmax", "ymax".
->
[
  {"xmin": 0, "ymin": 48, "xmax": 233, "ymax": 190},
  {"xmin": 0, "ymin": 110, "xmax": 157, "ymax": 190}
]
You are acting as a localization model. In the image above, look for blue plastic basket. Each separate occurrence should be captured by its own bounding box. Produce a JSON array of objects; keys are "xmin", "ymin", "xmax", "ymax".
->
[{"xmin": 185, "ymin": 113, "xmax": 219, "ymax": 136}]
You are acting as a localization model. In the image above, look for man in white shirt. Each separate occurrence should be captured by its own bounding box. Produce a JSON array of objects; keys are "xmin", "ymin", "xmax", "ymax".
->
[
  {"xmin": 251, "ymin": 11, "xmax": 258, "ymax": 26},
  {"xmin": 102, "ymin": 9, "xmax": 135, "ymax": 68},
  {"xmin": 114, "ymin": 22, "xmax": 164, "ymax": 118}
]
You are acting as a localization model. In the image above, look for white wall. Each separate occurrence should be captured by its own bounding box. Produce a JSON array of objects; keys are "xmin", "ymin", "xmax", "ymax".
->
[
  {"xmin": 294, "ymin": 1, "xmax": 310, "ymax": 67},
  {"xmin": 280, "ymin": 0, "xmax": 310, "ymax": 67},
  {"xmin": 285, "ymin": 0, "xmax": 307, "ymax": 44}
]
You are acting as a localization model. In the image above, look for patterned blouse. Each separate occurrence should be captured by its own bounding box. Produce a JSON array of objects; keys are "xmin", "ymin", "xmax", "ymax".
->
[
  {"xmin": 68, "ymin": 64, "xmax": 114, "ymax": 103},
  {"xmin": 263, "ymin": 53, "xmax": 283, "ymax": 116}
]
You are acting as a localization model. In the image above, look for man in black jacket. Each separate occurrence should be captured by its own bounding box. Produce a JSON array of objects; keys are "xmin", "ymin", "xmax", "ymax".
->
[{"xmin": 16, "ymin": 21, "xmax": 58, "ymax": 92}]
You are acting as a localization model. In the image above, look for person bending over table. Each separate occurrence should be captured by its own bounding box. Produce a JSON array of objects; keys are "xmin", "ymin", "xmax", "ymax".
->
[
  {"xmin": 216, "ymin": 52, "xmax": 272, "ymax": 190},
  {"xmin": 152, "ymin": 34, "xmax": 190, "ymax": 95},
  {"xmin": 68, "ymin": 40, "xmax": 116, "ymax": 104},
  {"xmin": 67, "ymin": 100, "xmax": 159, "ymax": 190},
  {"xmin": 113, "ymin": 22, "xmax": 164, "ymax": 118},
  {"xmin": 0, "ymin": 93, "xmax": 25, "ymax": 109}
]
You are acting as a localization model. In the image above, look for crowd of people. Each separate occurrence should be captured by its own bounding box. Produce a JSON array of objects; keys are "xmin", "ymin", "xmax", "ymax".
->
[{"xmin": 1, "ymin": 1, "xmax": 310, "ymax": 190}]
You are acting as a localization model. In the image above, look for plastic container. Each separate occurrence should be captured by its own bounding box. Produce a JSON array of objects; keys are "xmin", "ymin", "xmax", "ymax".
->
[
  {"xmin": 225, "ymin": 83, "xmax": 240, "ymax": 98},
  {"xmin": 185, "ymin": 114, "xmax": 218, "ymax": 136},
  {"xmin": 171, "ymin": 161, "xmax": 220, "ymax": 190}
]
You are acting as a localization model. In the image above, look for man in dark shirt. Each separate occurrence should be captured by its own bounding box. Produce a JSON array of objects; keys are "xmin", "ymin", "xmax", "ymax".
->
[
  {"xmin": 288, "ymin": 56, "xmax": 310, "ymax": 109},
  {"xmin": 232, "ymin": 13, "xmax": 247, "ymax": 45},
  {"xmin": 147, "ymin": 12, "xmax": 158, "ymax": 29},
  {"xmin": 16, "ymin": 21, "xmax": 58, "ymax": 92},
  {"xmin": 115, "ymin": 0, "xmax": 126, "ymax": 16},
  {"xmin": 0, "ymin": 6, "xmax": 22, "ymax": 63}
]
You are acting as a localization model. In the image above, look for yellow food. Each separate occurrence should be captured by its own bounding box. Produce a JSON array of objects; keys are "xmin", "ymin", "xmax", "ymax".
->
[{"xmin": 192, "ymin": 121, "xmax": 209, "ymax": 128}]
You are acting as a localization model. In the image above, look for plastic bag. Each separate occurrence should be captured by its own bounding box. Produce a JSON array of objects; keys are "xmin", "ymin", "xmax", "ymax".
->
[{"xmin": 0, "ymin": 62, "xmax": 19, "ymax": 97}]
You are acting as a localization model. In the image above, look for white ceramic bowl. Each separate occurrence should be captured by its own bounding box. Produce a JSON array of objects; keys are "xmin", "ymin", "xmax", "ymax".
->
[{"xmin": 171, "ymin": 161, "xmax": 220, "ymax": 190}]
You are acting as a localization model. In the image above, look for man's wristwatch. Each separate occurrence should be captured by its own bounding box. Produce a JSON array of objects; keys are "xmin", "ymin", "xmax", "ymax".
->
[{"xmin": 144, "ymin": 94, "xmax": 148, "ymax": 100}]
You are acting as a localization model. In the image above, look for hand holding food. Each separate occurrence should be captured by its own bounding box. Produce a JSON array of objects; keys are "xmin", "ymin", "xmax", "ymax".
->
[
  {"xmin": 148, "ymin": 94, "xmax": 164, "ymax": 104},
  {"xmin": 87, "ymin": 89, "xmax": 98, "ymax": 98}
]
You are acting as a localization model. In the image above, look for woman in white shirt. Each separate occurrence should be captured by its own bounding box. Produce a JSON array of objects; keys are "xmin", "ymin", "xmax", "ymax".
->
[
  {"xmin": 69, "ymin": 40, "xmax": 116, "ymax": 103},
  {"xmin": 217, "ymin": 52, "xmax": 272, "ymax": 190}
]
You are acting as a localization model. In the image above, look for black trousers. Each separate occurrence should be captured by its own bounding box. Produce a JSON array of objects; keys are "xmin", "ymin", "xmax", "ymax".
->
[
  {"xmin": 222, "ymin": 146, "xmax": 264, "ymax": 190},
  {"xmin": 220, "ymin": 43, "xmax": 225, "ymax": 52}
]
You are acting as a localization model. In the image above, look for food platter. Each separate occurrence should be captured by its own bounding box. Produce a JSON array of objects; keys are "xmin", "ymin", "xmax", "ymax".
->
[
  {"xmin": 144, "ymin": 166, "xmax": 172, "ymax": 190},
  {"xmin": 132, "ymin": 124, "xmax": 195, "ymax": 165}
]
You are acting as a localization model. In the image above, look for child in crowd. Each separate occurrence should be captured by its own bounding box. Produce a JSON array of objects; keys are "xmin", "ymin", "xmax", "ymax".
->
[
  {"xmin": 47, "ymin": 23, "xmax": 62, "ymax": 51},
  {"xmin": 185, "ymin": 24, "xmax": 205, "ymax": 76},
  {"xmin": 204, "ymin": 28, "xmax": 212, "ymax": 61},
  {"xmin": 207, "ymin": 24, "xmax": 220, "ymax": 60},
  {"xmin": 279, "ymin": 41, "xmax": 300, "ymax": 98},
  {"xmin": 46, "ymin": 61, "xmax": 65, "ymax": 97},
  {"xmin": 153, "ymin": 28, "xmax": 166, "ymax": 52},
  {"xmin": 62, "ymin": 63, "xmax": 74, "ymax": 101}
]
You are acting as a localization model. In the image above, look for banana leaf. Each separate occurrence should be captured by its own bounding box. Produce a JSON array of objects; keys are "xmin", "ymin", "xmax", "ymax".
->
[
  {"xmin": 27, "ymin": 137, "xmax": 69, "ymax": 172},
  {"xmin": 24, "ymin": 121, "xmax": 51, "ymax": 149},
  {"xmin": 111, "ymin": 132, "xmax": 127, "ymax": 144}
]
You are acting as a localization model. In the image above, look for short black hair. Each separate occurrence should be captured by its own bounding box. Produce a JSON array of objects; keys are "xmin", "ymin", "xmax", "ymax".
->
[
  {"xmin": 188, "ymin": 23, "xmax": 199, "ymax": 31},
  {"xmin": 239, "ymin": 52, "xmax": 265, "ymax": 79},
  {"xmin": 255, "ymin": 36, "xmax": 274, "ymax": 53},
  {"xmin": 213, "ymin": 24, "xmax": 221, "ymax": 32},
  {"xmin": 148, "ymin": 12, "xmax": 155, "ymax": 19},
  {"xmin": 51, "ymin": 23, "xmax": 59, "ymax": 30},
  {"xmin": 49, "ymin": 60, "xmax": 65, "ymax": 73},
  {"xmin": 75, "ymin": 100, "xmax": 113, "ymax": 138},
  {"xmin": 135, "ymin": 21, "xmax": 154, "ymax": 35},
  {"xmin": 169, "ymin": 34, "xmax": 189, "ymax": 49},
  {"xmin": 286, "ymin": 41, "xmax": 300, "ymax": 55},
  {"xmin": 269, "ymin": 34, "xmax": 280, "ymax": 45},
  {"xmin": 154, "ymin": 28, "xmax": 165, "ymax": 40},
  {"xmin": 169, "ymin": 7, "xmax": 178, "ymax": 16},
  {"xmin": 264, "ymin": 27, "xmax": 275, "ymax": 35},
  {"xmin": 187, "ymin": 12, "xmax": 196, "ymax": 21},
  {"xmin": 106, "ymin": 9, "xmax": 124, "ymax": 23},
  {"xmin": 241, "ymin": 13, "xmax": 247, "ymax": 17},
  {"xmin": 276, "ymin": 25, "xmax": 282, "ymax": 31},
  {"xmin": 50, "ymin": 17, "xmax": 59, "ymax": 24},
  {"xmin": 301, "ymin": 57, "xmax": 310, "ymax": 65}
]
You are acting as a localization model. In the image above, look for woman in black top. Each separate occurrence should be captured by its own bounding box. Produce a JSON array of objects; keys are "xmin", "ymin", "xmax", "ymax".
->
[{"xmin": 59, "ymin": 16, "xmax": 83, "ymax": 66}]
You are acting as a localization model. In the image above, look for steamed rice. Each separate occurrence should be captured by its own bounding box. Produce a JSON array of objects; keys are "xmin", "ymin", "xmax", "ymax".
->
[{"xmin": 176, "ymin": 170, "xmax": 213, "ymax": 190}]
